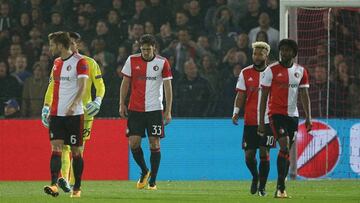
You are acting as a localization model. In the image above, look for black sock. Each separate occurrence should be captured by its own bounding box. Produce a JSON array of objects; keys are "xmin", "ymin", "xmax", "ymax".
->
[
  {"xmin": 245, "ymin": 157, "xmax": 258, "ymax": 182},
  {"xmin": 149, "ymin": 148, "xmax": 161, "ymax": 185},
  {"xmin": 50, "ymin": 151, "xmax": 62, "ymax": 185},
  {"xmin": 72, "ymin": 154, "xmax": 84, "ymax": 190},
  {"xmin": 131, "ymin": 147, "xmax": 148, "ymax": 174},
  {"xmin": 277, "ymin": 150, "xmax": 289, "ymax": 192},
  {"xmin": 259, "ymin": 155, "xmax": 270, "ymax": 190}
]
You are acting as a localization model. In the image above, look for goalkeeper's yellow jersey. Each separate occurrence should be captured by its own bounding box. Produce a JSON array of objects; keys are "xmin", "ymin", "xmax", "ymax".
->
[{"xmin": 44, "ymin": 55, "xmax": 105, "ymax": 120}]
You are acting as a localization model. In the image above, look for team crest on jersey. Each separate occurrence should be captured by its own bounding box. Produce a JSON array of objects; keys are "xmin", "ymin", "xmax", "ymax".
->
[
  {"xmin": 153, "ymin": 65, "xmax": 159, "ymax": 71},
  {"xmin": 294, "ymin": 72, "xmax": 301, "ymax": 78},
  {"xmin": 66, "ymin": 65, "xmax": 72, "ymax": 71}
]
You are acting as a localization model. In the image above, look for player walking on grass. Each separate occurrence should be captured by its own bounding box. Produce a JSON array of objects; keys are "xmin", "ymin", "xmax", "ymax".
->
[
  {"xmin": 258, "ymin": 39, "xmax": 312, "ymax": 198},
  {"xmin": 119, "ymin": 34, "xmax": 173, "ymax": 190},
  {"xmin": 53, "ymin": 32, "xmax": 105, "ymax": 192},
  {"xmin": 232, "ymin": 42, "xmax": 274, "ymax": 196},
  {"xmin": 41, "ymin": 31, "xmax": 88, "ymax": 198}
]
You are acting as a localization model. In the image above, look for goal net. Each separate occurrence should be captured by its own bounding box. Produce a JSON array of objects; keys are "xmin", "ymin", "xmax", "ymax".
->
[{"xmin": 280, "ymin": 0, "xmax": 360, "ymax": 179}]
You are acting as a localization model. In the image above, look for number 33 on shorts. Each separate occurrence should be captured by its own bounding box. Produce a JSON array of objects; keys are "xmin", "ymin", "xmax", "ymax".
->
[{"xmin": 151, "ymin": 125, "xmax": 162, "ymax": 136}]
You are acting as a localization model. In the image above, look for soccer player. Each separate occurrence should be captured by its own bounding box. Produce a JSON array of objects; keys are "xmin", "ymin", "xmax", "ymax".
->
[
  {"xmin": 232, "ymin": 41, "xmax": 274, "ymax": 196},
  {"xmin": 41, "ymin": 31, "xmax": 88, "ymax": 198},
  {"xmin": 119, "ymin": 34, "xmax": 172, "ymax": 190},
  {"xmin": 258, "ymin": 39, "xmax": 312, "ymax": 198},
  {"xmin": 57, "ymin": 32, "xmax": 105, "ymax": 190}
]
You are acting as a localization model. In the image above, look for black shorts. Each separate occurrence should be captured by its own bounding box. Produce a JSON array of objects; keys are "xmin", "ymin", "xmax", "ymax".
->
[
  {"xmin": 242, "ymin": 124, "xmax": 275, "ymax": 150},
  {"xmin": 49, "ymin": 115, "xmax": 84, "ymax": 146},
  {"xmin": 127, "ymin": 110, "xmax": 164, "ymax": 138},
  {"xmin": 269, "ymin": 114, "xmax": 299, "ymax": 145}
]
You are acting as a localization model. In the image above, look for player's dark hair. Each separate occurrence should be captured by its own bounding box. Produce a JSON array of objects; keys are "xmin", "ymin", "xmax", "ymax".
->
[
  {"xmin": 279, "ymin": 39, "xmax": 298, "ymax": 57},
  {"xmin": 48, "ymin": 31, "xmax": 71, "ymax": 49},
  {"xmin": 68, "ymin": 31, "xmax": 81, "ymax": 40},
  {"xmin": 139, "ymin": 34, "xmax": 156, "ymax": 46}
]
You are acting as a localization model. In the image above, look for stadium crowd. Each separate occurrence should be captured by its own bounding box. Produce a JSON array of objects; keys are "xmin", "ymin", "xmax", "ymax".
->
[{"xmin": 0, "ymin": 0, "xmax": 359, "ymax": 118}]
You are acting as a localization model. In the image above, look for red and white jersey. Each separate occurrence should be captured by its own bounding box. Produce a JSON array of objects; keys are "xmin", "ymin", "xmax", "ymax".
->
[
  {"xmin": 261, "ymin": 62, "xmax": 309, "ymax": 117},
  {"xmin": 236, "ymin": 65, "xmax": 269, "ymax": 125},
  {"xmin": 121, "ymin": 54, "xmax": 172, "ymax": 112},
  {"xmin": 50, "ymin": 53, "xmax": 89, "ymax": 116}
]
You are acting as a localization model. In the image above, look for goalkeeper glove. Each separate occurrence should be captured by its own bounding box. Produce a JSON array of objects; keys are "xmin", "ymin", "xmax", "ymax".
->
[
  {"xmin": 41, "ymin": 106, "xmax": 50, "ymax": 128},
  {"xmin": 86, "ymin": 97, "xmax": 102, "ymax": 117}
]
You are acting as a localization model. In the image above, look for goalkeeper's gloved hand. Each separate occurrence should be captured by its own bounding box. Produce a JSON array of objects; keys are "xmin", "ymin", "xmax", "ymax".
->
[
  {"xmin": 41, "ymin": 106, "xmax": 50, "ymax": 128},
  {"xmin": 86, "ymin": 97, "xmax": 102, "ymax": 117}
]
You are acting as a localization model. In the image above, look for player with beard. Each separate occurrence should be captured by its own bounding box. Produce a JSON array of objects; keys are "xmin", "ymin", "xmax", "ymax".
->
[{"xmin": 232, "ymin": 41, "xmax": 274, "ymax": 196}]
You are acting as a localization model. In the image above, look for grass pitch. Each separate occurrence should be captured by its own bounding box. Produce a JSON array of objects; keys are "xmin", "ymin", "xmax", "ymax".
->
[{"xmin": 0, "ymin": 180, "xmax": 359, "ymax": 203}]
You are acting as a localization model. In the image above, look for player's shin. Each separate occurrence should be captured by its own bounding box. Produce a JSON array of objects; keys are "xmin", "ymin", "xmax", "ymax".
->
[
  {"xmin": 277, "ymin": 149, "xmax": 289, "ymax": 192},
  {"xmin": 72, "ymin": 154, "xmax": 84, "ymax": 190},
  {"xmin": 259, "ymin": 153, "xmax": 270, "ymax": 190},
  {"xmin": 149, "ymin": 148, "xmax": 161, "ymax": 186},
  {"xmin": 61, "ymin": 146, "xmax": 71, "ymax": 181},
  {"xmin": 131, "ymin": 147, "xmax": 148, "ymax": 174},
  {"xmin": 50, "ymin": 151, "xmax": 62, "ymax": 185}
]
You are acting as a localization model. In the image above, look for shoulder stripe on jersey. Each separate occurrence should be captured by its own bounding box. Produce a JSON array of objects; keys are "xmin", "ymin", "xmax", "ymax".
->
[
  {"xmin": 78, "ymin": 74, "xmax": 89, "ymax": 78},
  {"xmin": 267, "ymin": 61, "xmax": 280, "ymax": 69},
  {"xmin": 236, "ymin": 88, "xmax": 246, "ymax": 92},
  {"xmin": 163, "ymin": 76, "xmax": 173, "ymax": 80},
  {"xmin": 121, "ymin": 72, "xmax": 131, "ymax": 78}
]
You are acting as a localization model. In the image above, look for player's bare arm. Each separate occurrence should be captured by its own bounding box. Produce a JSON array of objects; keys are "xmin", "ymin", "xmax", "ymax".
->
[
  {"xmin": 258, "ymin": 87, "xmax": 269, "ymax": 135},
  {"xmin": 300, "ymin": 87, "xmax": 312, "ymax": 132},
  {"xmin": 163, "ymin": 79, "xmax": 172, "ymax": 125},
  {"xmin": 66, "ymin": 77, "xmax": 87, "ymax": 116},
  {"xmin": 232, "ymin": 91, "xmax": 246, "ymax": 125},
  {"xmin": 119, "ymin": 76, "xmax": 130, "ymax": 118}
]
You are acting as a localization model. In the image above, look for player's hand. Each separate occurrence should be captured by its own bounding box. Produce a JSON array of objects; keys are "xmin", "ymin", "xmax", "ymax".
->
[
  {"xmin": 65, "ymin": 103, "xmax": 77, "ymax": 116},
  {"xmin": 164, "ymin": 110, "xmax": 172, "ymax": 125},
  {"xmin": 86, "ymin": 97, "xmax": 101, "ymax": 117},
  {"xmin": 232, "ymin": 113, "xmax": 239, "ymax": 125},
  {"xmin": 257, "ymin": 123, "xmax": 265, "ymax": 137},
  {"xmin": 41, "ymin": 106, "xmax": 50, "ymax": 128},
  {"xmin": 119, "ymin": 103, "xmax": 128, "ymax": 118},
  {"xmin": 305, "ymin": 119, "xmax": 312, "ymax": 132}
]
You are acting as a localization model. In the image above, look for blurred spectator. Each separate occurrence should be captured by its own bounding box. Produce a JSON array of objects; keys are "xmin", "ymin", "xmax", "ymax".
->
[
  {"xmin": 2, "ymin": 99, "xmax": 20, "ymax": 119},
  {"xmin": 165, "ymin": 28, "xmax": 202, "ymax": 74},
  {"xmin": 75, "ymin": 13, "xmax": 95, "ymax": 45},
  {"xmin": 91, "ymin": 38, "xmax": 115, "ymax": 72},
  {"xmin": 238, "ymin": 0, "xmax": 262, "ymax": 33},
  {"xmin": 0, "ymin": 61, "xmax": 21, "ymax": 116},
  {"xmin": 24, "ymin": 26, "xmax": 43, "ymax": 61},
  {"xmin": 123, "ymin": 21, "xmax": 144, "ymax": 51},
  {"xmin": 204, "ymin": 0, "xmax": 227, "ymax": 32},
  {"xmin": 215, "ymin": 63, "xmax": 242, "ymax": 117},
  {"xmin": 7, "ymin": 43, "xmax": 23, "ymax": 72},
  {"xmin": 132, "ymin": 0, "xmax": 149, "ymax": 23},
  {"xmin": 309, "ymin": 65, "xmax": 328, "ymax": 118},
  {"xmin": 234, "ymin": 33, "xmax": 251, "ymax": 63},
  {"xmin": 264, "ymin": 0, "xmax": 279, "ymax": 29},
  {"xmin": 186, "ymin": 0, "xmax": 204, "ymax": 36},
  {"xmin": 199, "ymin": 54, "xmax": 222, "ymax": 92},
  {"xmin": 21, "ymin": 62, "xmax": 48, "ymax": 117},
  {"xmin": 144, "ymin": 21, "xmax": 156, "ymax": 35},
  {"xmin": 255, "ymin": 30, "xmax": 278, "ymax": 62},
  {"xmin": 16, "ymin": 12, "xmax": 32, "ymax": 40},
  {"xmin": 146, "ymin": 0, "xmax": 171, "ymax": 30},
  {"xmin": 0, "ymin": 2, "xmax": 16, "ymax": 32},
  {"xmin": 111, "ymin": 0, "xmax": 130, "ymax": 20},
  {"xmin": 156, "ymin": 23, "xmax": 175, "ymax": 50},
  {"xmin": 307, "ymin": 42, "xmax": 327, "ymax": 72},
  {"xmin": 196, "ymin": 35, "xmax": 213, "ymax": 56},
  {"xmin": 221, "ymin": 48, "xmax": 244, "ymax": 78},
  {"xmin": 116, "ymin": 45, "xmax": 129, "ymax": 64},
  {"xmin": 107, "ymin": 9, "xmax": 127, "ymax": 41},
  {"xmin": 213, "ymin": 5, "xmax": 238, "ymax": 34},
  {"xmin": 11, "ymin": 55, "xmax": 31, "ymax": 84},
  {"xmin": 43, "ymin": 10, "xmax": 69, "ymax": 39},
  {"xmin": 30, "ymin": 8, "xmax": 45, "ymax": 29},
  {"xmin": 208, "ymin": 22, "xmax": 235, "ymax": 58},
  {"xmin": 174, "ymin": 59, "xmax": 212, "ymax": 117},
  {"xmin": 95, "ymin": 20, "xmax": 118, "ymax": 53},
  {"xmin": 174, "ymin": 10, "xmax": 191, "ymax": 33},
  {"xmin": 100, "ymin": 63, "xmax": 123, "ymax": 117},
  {"xmin": 349, "ymin": 66, "xmax": 360, "ymax": 117},
  {"xmin": 248, "ymin": 12, "xmax": 279, "ymax": 52}
]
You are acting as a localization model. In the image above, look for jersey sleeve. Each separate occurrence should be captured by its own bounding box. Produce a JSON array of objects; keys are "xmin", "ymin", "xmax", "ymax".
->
[
  {"xmin": 91, "ymin": 60, "xmax": 106, "ymax": 98},
  {"xmin": 299, "ymin": 67, "xmax": 310, "ymax": 88},
  {"xmin": 162, "ymin": 58, "xmax": 173, "ymax": 80},
  {"xmin": 260, "ymin": 67, "xmax": 273, "ymax": 88},
  {"xmin": 44, "ymin": 68, "xmax": 54, "ymax": 106},
  {"xmin": 121, "ymin": 56, "xmax": 131, "ymax": 78},
  {"xmin": 236, "ymin": 70, "xmax": 246, "ymax": 92},
  {"xmin": 76, "ymin": 58, "xmax": 89, "ymax": 78}
]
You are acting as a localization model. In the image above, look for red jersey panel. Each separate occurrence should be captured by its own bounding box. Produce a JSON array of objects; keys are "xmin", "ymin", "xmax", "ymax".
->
[
  {"xmin": 236, "ymin": 65, "xmax": 269, "ymax": 125},
  {"xmin": 121, "ymin": 54, "xmax": 172, "ymax": 112},
  {"xmin": 261, "ymin": 62, "xmax": 309, "ymax": 117}
]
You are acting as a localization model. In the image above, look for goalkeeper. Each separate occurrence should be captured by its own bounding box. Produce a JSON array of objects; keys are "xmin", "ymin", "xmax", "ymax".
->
[{"xmin": 42, "ymin": 32, "xmax": 105, "ymax": 191}]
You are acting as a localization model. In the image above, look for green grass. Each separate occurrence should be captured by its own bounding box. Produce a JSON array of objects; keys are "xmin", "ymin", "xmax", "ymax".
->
[{"xmin": 0, "ymin": 180, "xmax": 359, "ymax": 203}]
